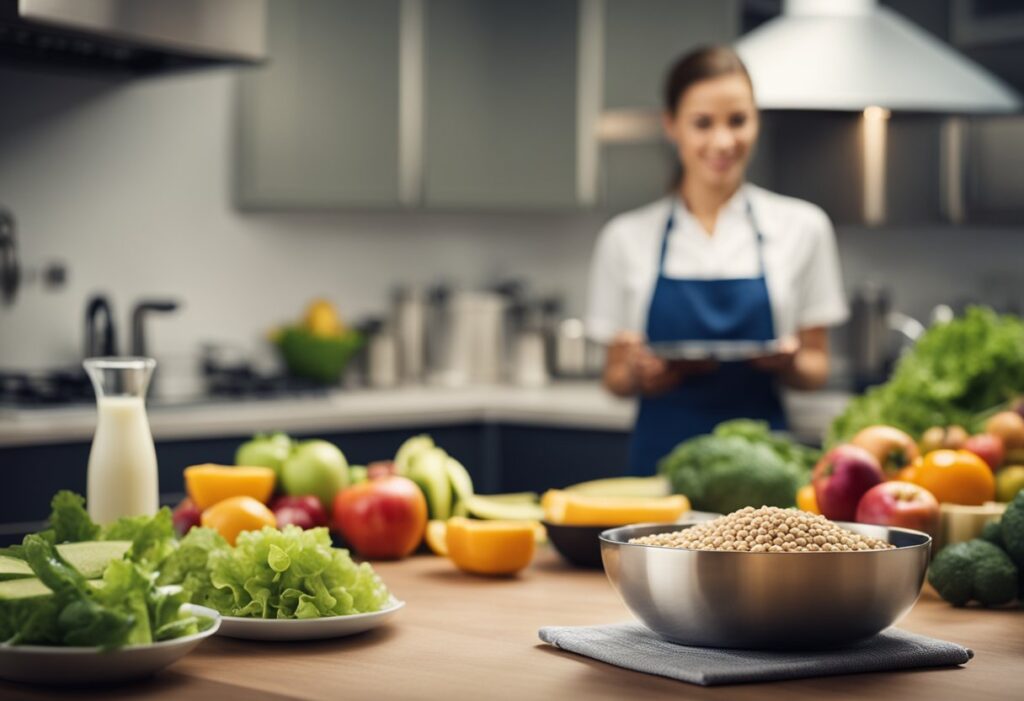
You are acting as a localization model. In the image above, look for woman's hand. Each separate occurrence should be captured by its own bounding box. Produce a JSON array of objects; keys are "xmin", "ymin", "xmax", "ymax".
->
[
  {"xmin": 749, "ymin": 329, "xmax": 830, "ymax": 390},
  {"xmin": 603, "ymin": 332, "xmax": 717, "ymax": 397},
  {"xmin": 749, "ymin": 336, "xmax": 799, "ymax": 374}
]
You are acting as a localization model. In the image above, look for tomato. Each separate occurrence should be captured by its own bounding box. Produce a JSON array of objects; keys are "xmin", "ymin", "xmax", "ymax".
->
[{"xmin": 906, "ymin": 450, "xmax": 996, "ymax": 505}]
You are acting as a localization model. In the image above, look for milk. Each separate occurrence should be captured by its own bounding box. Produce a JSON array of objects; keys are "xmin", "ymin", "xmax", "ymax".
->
[{"xmin": 86, "ymin": 395, "xmax": 159, "ymax": 524}]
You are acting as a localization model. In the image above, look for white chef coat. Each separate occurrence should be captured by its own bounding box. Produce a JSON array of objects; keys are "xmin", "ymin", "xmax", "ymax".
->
[{"xmin": 585, "ymin": 183, "xmax": 849, "ymax": 344}]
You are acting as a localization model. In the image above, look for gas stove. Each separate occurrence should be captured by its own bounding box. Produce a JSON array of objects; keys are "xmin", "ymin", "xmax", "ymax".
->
[
  {"xmin": 0, "ymin": 366, "xmax": 331, "ymax": 409},
  {"xmin": 0, "ymin": 369, "xmax": 94, "ymax": 407}
]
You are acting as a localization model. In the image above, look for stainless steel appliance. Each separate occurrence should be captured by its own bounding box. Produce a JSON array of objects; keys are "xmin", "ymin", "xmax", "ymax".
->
[
  {"xmin": 848, "ymin": 284, "xmax": 925, "ymax": 391},
  {"xmin": 0, "ymin": 0, "xmax": 266, "ymax": 73},
  {"xmin": 429, "ymin": 290, "xmax": 506, "ymax": 387},
  {"xmin": 393, "ymin": 286, "xmax": 426, "ymax": 384}
]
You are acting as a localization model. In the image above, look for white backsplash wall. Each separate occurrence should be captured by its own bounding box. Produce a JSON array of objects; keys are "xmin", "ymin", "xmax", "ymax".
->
[
  {"xmin": 2, "ymin": 66, "xmax": 1022, "ymax": 391},
  {"xmin": 0, "ymin": 66, "xmax": 605, "ymax": 387}
]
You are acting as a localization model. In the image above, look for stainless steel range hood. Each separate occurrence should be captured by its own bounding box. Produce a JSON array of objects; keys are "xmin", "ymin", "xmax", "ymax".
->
[
  {"xmin": 0, "ymin": 0, "xmax": 266, "ymax": 74},
  {"xmin": 735, "ymin": 0, "xmax": 1021, "ymax": 113}
]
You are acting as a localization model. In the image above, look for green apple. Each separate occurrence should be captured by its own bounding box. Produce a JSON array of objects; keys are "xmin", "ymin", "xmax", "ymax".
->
[
  {"xmin": 996, "ymin": 465, "xmax": 1024, "ymax": 503},
  {"xmin": 281, "ymin": 439, "xmax": 349, "ymax": 509},
  {"xmin": 236, "ymin": 432, "xmax": 293, "ymax": 481}
]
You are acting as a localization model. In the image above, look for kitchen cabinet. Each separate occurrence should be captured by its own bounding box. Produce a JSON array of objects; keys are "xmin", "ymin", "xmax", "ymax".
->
[
  {"xmin": 0, "ymin": 423, "xmax": 629, "ymax": 545},
  {"xmin": 595, "ymin": 0, "xmax": 740, "ymax": 211},
  {"xmin": 965, "ymin": 116, "xmax": 1024, "ymax": 224},
  {"xmin": 236, "ymin": 0, "xmax": 402, "ymax": 209},
  {"xmin": 602, "ymin": 0, "xmax": 740, "ymax": 112},
  {"xmin": 422, "ymin": 0, "xmax": 580, "ymax": 210}
]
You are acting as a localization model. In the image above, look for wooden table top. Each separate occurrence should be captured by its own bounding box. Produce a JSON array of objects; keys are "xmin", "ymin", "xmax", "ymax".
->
[{"xmin": 2, "ymin": 548, "xmax": 1021, "ymax": 701}]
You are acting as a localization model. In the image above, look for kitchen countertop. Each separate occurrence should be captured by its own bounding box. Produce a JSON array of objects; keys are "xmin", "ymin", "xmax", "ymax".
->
[
  {"xmin": 3, "ymin": 549, "xmax": 1018, "ymax": 701},
  {"xmin": 0, "ymin": 382, "xmax": 852, "ymax": 448}
]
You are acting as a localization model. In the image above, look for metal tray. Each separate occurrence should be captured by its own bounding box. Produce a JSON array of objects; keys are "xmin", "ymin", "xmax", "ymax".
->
[{"xmin": 648, "ymin": 339, "xmax": 783, "ymax": 361}]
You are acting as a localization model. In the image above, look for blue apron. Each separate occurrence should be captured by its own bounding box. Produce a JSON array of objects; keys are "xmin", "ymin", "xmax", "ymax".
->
[{"xmin": 629, "ymin": 199, "xmax": 787, "ymax": 474}]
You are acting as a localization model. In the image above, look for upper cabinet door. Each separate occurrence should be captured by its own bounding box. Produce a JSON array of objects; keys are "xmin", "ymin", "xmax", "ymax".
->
[
  {"xmin": 603, "ymin": 0, "xmax": 739, "ymax": 111},
  {"xmin": 236, "ymin": 0, "xmax": 402, "ymax": 209},
  {"xmin": 423, "ymin": 0, "xmax": 580, "ymax": 210},
  {"xmin": 595, "ymin": 0, "xmax": 739, "ymax": 211}
]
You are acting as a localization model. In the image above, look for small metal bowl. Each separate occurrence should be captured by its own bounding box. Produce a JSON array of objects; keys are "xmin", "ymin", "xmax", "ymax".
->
[{"xmin": 600, "ymin": 522, "xmax": 931, "ymax": 650}]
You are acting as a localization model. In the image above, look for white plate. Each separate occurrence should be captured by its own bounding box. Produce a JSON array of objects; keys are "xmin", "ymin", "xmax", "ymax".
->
[
  {"xmin": 217, "ymin": 598, "xmax": 405, "ymax": 641},
  {"xmin": 0, "ymin": 604, "xmax": 220, "ymax": 686}
]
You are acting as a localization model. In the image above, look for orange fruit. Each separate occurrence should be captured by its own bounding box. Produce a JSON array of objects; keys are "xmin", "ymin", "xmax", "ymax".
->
[
  {"xmin": 908, "ymin": 450, "xmax": 995, "ymax": 505},
  {"xmin": 184, "ymin": 464, "xmax": 276, "ymax": 510},
  {"xmin": 445, "ymin": 517, "xmax": 535, "ymax": 576},
  {"xmin": 200, "ymin": 496, "xmax": 277, "ymax": 545},
  {"xmin": 796, "ymin": 484, "xmax": 820, "ymax": 514},
  {"xmin": 425, "ymin": 520, "xmax": 448, "ymax": 556}
]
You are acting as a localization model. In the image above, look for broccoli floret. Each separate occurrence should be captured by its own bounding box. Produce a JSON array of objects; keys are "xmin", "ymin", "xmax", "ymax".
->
[
  {"xmin": 928, "ymin": 539, "xmax": 1019, "ymax": 607},
  {"xmin": 1000, "ymin": 490, "xmax": 1024, "ymax": 568},
  {"xmin": 928, "ymin": 543, "xmax": 976, "ymax": 606},
  {"xmin": 980, "ymin": 520, "xmax": 1003, "ymax": 547},
  {"xmin": 658, "ymin": 435, "xmax": 803, "ymax": 514}
]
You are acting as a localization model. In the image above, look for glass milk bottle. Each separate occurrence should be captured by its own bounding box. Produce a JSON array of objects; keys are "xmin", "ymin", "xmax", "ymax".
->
[{"xmin": 84, "ymin": 357, "xmax": 159, "ymax": 524}]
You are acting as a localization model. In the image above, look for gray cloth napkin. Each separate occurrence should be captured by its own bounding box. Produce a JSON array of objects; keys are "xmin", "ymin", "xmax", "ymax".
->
[{"xmin": 538, "ymin": 622, "xmax": 972, "ymax": 686}]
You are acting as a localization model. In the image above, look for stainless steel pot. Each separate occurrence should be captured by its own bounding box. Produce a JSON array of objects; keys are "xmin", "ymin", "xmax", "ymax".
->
[
  {"xmin": 600, "ymin": 522, "xmax": 930, "ymax": 650},
  {"xmin": 429, "ymin": 291, "xmax": 506, "ymax": 386}
]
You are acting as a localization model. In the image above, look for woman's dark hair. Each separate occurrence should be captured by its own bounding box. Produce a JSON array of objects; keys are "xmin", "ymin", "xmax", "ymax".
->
[{"xmin": 663, "ymin": 45, "xmax": 752, "ymax": 116}]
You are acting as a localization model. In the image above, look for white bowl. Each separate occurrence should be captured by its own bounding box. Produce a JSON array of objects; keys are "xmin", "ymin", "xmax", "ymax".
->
[{"xmin": 0, "ymin": 604, "xmax": 220, "ymax": 686}]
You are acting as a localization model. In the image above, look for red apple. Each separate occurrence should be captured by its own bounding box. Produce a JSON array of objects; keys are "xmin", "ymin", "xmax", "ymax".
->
[
  {"xmin": 270, "ymin": 494, "xmax": 329, "ymax": 527},
  {"xmin": 962, "ymin": 433, "xmax": 1005, "ymax": 471},
  {"xmin": 274, "ymin": 505, "xmax": 316, "ymax": 529},
  {"xmin": 851, "ymin": 425, "xmax": 919, "ymax": 479},
  {"xmin": 812, "ymin": 444, "xmax": 885, "ymax": 521},
  {"xmin": 855, "ymin": 481, "xmax": 940, "ymax": 537},
  {"xmin": 172, "ymin": 497, "xmax": 202, "ymax": 537},
  {"xmin": 332, "ymin": 474, "xmax": 427, "ymax": 560}
]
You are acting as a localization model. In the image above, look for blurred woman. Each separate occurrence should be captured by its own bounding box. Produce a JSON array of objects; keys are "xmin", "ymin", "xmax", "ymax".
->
[{"xmin": 586, "ymin": 46, "xmax": 848, "ymax": 474}]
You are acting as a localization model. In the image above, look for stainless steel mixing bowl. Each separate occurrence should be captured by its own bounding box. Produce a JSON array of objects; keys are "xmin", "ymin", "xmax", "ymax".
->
[{"xmin": 600, "ymin": 522, "xmax": 931, "ymax": 650}]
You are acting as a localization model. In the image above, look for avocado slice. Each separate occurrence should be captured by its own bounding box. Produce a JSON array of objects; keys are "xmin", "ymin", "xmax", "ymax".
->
[
  {"xmin": 0, "ymin": 541, "xmax": 129, "ymax": 583},
  {"xmin": 0, "ymin": 577, "xmax": 104, "ymax": 601},
  {"xmin": 0, "ymin": 555, "xmax": 33, "ymax": 581},
  {"xmin": 408, "ymin": 447, "xmax": 452, "ymax": 520},
  {"xmin": 395, "ymin": 435, "xmax": 435, "ymax": 476},
  {"xmin": 0, "ymin": 577, "xmax": 53, "ymax": 600},
  {"xmin": 564, "ymin": 476, "xmax": 670, "ymax": 498},
  {"xmin": 55, "ymin": 541, "xmax": 132, "ymax": 579},
  {"xmin": 464, "ymin": 494, "xmax": 544, "ymax": 521}
]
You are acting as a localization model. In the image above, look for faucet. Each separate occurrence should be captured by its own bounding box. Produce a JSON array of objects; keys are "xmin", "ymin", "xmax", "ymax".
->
[
  {"xmin": 131, "ymin": 299, "xmax": 180, "ymax": 357},
  {"xmin": 85, "ymin": 294, "xmax": 118, "ymax": 357}
]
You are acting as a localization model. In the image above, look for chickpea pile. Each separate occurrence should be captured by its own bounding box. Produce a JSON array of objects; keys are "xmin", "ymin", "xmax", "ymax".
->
[{"xmin": 629, "ymin": 506, "xmax": 895, "ymax": 552}]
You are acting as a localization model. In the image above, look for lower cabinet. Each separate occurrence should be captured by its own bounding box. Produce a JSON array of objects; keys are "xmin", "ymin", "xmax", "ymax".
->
[{"xmin": 0, "ymin": 424, "xmax": 630, "ymax": 544}]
